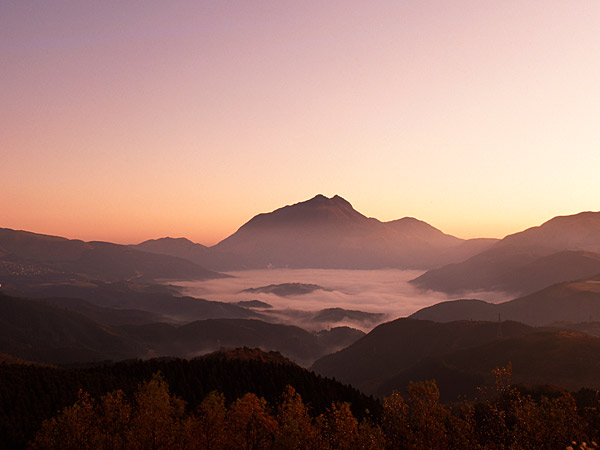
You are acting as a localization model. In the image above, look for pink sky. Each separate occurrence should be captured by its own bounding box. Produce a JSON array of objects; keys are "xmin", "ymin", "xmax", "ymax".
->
[{"xmin": 2, "ymin": 1, "xmax": 599, "ymax": 245}]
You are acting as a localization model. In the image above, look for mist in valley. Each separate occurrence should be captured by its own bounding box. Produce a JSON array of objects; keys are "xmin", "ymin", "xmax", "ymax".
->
[{"xmin": 174, "ymin": 269, "xmax": 512, "ymax": 331}]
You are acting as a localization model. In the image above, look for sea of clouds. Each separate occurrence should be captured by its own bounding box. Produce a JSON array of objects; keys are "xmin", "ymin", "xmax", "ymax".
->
[{"xmin": 174, "ymin": 269, "xmax": 511, "ymax": 332}]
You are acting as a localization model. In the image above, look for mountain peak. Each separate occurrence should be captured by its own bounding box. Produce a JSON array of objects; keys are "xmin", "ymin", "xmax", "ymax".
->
[{"xmin": 306, "ymin": 194, "xmax": 352, "ymax": 206}]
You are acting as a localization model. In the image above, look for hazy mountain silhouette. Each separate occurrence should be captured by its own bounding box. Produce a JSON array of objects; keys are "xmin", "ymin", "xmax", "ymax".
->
[
  {"xmin": 410, "ymin": 275, "xmax": 600, "ymax": 326},
  {"xmin": 145, "ymin": 194, "xmax": 495, "ymax": 270},
  {"xmin": 0, "ymin": 227, "xmax": 227, "ymax": 283},
  {"xmin": 411, "ymin": 211, "xmax": 600, "ymax": 295}
]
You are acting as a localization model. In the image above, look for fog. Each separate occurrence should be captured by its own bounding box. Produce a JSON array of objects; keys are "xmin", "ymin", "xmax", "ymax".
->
[{"xmin": 175, "ymin": 269, "xmax": 512, "ymax": 331}]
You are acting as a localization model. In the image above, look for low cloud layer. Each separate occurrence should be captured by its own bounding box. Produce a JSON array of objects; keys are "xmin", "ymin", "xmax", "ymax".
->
[{"xmin": 176, "ymin": 269, "xmax": 511, "ymax": 331}]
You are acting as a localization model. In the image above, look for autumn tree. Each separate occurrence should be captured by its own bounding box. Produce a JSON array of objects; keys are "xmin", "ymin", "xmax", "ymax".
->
[
  {"xmin": 185, "ymin": 391, "xmax": 228, "ymax": 450},
  {"xmin": 127, "ymin": 373, "xmax": 187, "ymax": 450},
  {"xmin": 274, "ymin": 385, "xmax": 319, "ymax": 450},
  {"xmin": 227, "ymin": 392, "xmax": 278, "ymax": 450},
  {"xmin": 29, "ymin": 390, "xmax": 98, "ymax": 450}
]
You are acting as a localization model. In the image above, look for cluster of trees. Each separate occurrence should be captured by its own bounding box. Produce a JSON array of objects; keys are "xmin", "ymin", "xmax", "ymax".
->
[{"xmin": 29, "ymin": 366, "xmax": 600, "ymax": 450}]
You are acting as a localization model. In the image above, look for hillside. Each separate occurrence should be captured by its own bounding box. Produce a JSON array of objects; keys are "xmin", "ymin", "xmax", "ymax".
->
[
  {"xmin": 0, "ymin": 227, "xmax": 227, "ymax": 285},
  {"xmin": 410, "ymin": 276, "xmax": 600, "ymax": 326},
  {"xmin": 411, "ymin": 211, "xmax": 600, "ymax": 295}
]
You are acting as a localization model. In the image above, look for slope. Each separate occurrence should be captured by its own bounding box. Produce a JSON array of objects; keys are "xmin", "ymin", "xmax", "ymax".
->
[{"xmin": 411, "ymin": 211, "xmax": 600, "ymax": 295}]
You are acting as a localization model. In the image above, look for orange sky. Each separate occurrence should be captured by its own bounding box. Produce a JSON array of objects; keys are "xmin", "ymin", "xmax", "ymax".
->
[{"xmin": 2, "ymin": 1, "xmax": 599, "ymax": 245}]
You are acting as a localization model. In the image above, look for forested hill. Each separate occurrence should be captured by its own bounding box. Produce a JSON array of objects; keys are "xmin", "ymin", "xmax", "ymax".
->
[{"xmin": 0, "ymin": 350, "xmax": 377, "ymax": 450}]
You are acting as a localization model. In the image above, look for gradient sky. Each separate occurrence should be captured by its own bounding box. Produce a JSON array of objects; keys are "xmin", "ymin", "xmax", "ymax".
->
[{"xmin": 2, "ymin": 1, "xmax": 599, "ymax": 245}]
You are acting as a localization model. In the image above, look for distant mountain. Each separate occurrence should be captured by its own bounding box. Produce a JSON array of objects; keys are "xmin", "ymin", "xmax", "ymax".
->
[
  {"xmin": 240, "ymin": 282, "xmax": 330, "ymax": 296},
  {"xmin": 311, "ymin": 318, "xmax": 532, "ymax": 394},
  {"xmin": 205, "ymin": 194, "xmax": 496, "ymax": 270},
  {"xmin": 135, "ymin": 195, "xmax": 496, "ymax": 270},
  {"xmin": 410, "ymin": 276, "xmax": 600, "ymax": 326},
  {"xmin": 134, "ymin": 237, "xmax": 211, "ymax": 265},
  {"xmin": 411, "ymin": 211, "xmax": 600, "ymax": 295},
  {"xmin": 0, "ymin": 227, "xmax": 227, "ymax": 284}
]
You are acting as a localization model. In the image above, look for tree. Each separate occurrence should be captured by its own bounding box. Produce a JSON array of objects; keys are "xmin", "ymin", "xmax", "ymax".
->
[
  {"xmin": 274, "ymin": 385, "xmax": 318, "ymax": 450},
  {"xmin": 186, "ymin": 391, "xmax": 228, "ymax": 450},
  {"xmin": 127, "ymin": 373, "xmax": 187, "ymax": 450},
  {"xmin": 227, "ymin": 392, "xmax": 278, "ymax": 450}
]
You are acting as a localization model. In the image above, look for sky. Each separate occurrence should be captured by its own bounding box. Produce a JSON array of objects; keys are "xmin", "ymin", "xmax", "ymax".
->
[{"xmin": 2, "ymin": 1, "xmax": 599, "ymax": 246}]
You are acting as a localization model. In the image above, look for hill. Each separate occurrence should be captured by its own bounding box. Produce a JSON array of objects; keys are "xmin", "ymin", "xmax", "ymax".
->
[
  {"xmin": 410, "ymin": 276, "xmax": 600, "ymax": 326},
  {"xmin": 410, "ymin": 211, "xmax": 600, "ymax": 295}
]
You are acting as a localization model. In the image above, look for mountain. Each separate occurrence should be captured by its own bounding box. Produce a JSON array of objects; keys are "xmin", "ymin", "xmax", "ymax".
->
[
  {"xmin": 411, "ymin": 211, "xmax": 600, "ymax": 295},
  {"xmin": 410, "ymin": 275, "xmax": 600, "ymax": 326},
  {"xmin": 189, "ymin": 194, "xmax": 496, "ymax": 270},
  {"xmin": 310, "ymin": 318, "xmax": 533, "ymax": 394},
  {"xmin": 0, "ymin": 227, "xmax": 227, "ymax": 284}
]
